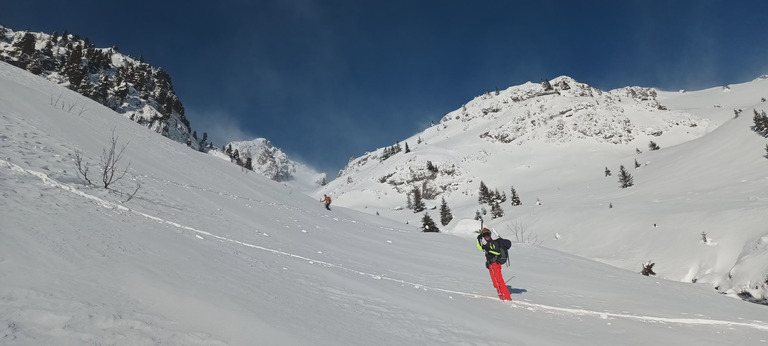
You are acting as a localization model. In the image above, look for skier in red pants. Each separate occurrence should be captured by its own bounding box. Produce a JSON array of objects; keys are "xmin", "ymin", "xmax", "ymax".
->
[{"xmin": 477, "ymin": 228, "xmax": 512, "ymax": 300}]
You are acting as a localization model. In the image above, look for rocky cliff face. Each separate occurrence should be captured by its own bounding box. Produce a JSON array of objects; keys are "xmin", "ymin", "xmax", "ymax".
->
[{"xmin": 0, "ymin": 26, "xmax": 199, "ymax": 150}]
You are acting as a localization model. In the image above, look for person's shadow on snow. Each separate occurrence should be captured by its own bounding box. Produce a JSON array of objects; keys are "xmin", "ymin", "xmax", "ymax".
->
[{"xmin": 508, "ymin": 286, "xmax": 527, "ymax": 295}]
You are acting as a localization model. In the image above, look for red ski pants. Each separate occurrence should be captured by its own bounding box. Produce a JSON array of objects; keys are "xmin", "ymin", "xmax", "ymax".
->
[{"xmin": 488, "ymin": 262, "xmax": 511, "ymax": 300}]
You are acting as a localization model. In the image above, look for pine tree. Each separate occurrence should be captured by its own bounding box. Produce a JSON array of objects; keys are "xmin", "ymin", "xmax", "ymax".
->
[
  {"xmin": 76, "ymin": 71, "xmax": 93, "ymax": 99},
  {"xmin": 421, "ymin": 212, "xmax": 440, "ymax": 233},
  {"xmin": 754, "ymin": 109, "xmax": 768, "ymax": 136},
  {"xmin": 618, "ymin": 165, "xmax": 634, "ymax": 188},
  {"xmin": 604, "ymin": 167, "xmax": 612, "ymax": 177},
  {"xmin": 510, "ymin": 186, "xmax": 521, "ymax": 206},
  {"xmin": 244, "ymin": 157, "xmax": 253, "ymax": 171},
  {"xmin": 490, "ymin": 200, "xmax": 504, "ymax": 219},
  {"xmin": 405, "ymin": 142, "xmax": 410, "ymax": 153},
  {"xmin": 634, "ymin": 159, "xmax": 640, "ymax": 169},
  {"xmin": 439, "ymin": 197, "xmax": 453, "ymax": 226},
  {"xmin": 478, "ymin": 181, "xmax": 491, "ymax": 204},
  {"xmin": 93, "ymin": 73, "xmax": 111, "ymax": 104},
  {"xmin": 412, "ymin": 187, "xmax": 426, "ymax": 212},
  {"xmin": 41, "ymin": 39, "xmax": 53, "ymax": 57},
  {"xmin": 474, "ymin": 210, "xmax": 482, "ymax": 221},
  {"xmin": 648, "ymin": 141, "xmax": 660, "ymax": 151},
  {"xmin": 406, "ymin": 194, "xmax": 413, "ymax": 210},
  {"xmin": 14, "ymin": 32, "xmax": 36, "ymax": 57},
  {"xmin": 113, "ymin": 78, "xmax": 129, "ymax": 104},
  {"xmin": 64, "ymin": 44, "xmax": 84, "ymax": 89},
  {"xmin": 493, "ymin": 189, "xmax": 505, "ymax": 203},
  {"xmin": 232, "ymin": 149, "xmax": 240, "ymax": 164},
  {"xmin": 198, "ymin": 132, "xmax": 208, "ymax": 150},
  {"xmin": 380, "ymin": 146, "xmax": 392, "ymax": 161},
  {"xmin": 26, "ymin": 55, "xmax": 43, "ymax": 75}
]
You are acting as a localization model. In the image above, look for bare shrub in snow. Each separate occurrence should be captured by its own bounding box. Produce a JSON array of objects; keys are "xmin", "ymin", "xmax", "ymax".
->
[
  {"xmin": 100, "ymin": 129, "xmax": 130, "ymax": 189},
  {"xmin": 506, "ymin": 221, "xmax": 540, "ymax": 245},
  {"xmin": 73, "ymin": 149, "xmax": 92, "ymax": 185},
  {"xmin": 73, "ymin": 129, "xmax": 130, "ymax": 189}
]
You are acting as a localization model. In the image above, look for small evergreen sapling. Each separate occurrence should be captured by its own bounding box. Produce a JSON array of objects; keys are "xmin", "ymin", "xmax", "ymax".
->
[
  {"xmin": 478, "ymin": 181, "xmax": 491, "ymax": 204},
  {"xmin": 490, "ymin": 199, "xmax": 504, "ymax": 219},
  {"xmin": 439, "ymin": 197, "xmax": 453, "ymax": 226},
  {"xmin": 641, "ymin": 261, "xmax": 656, "ymax": 276},
  {"xmin": 753, "ymin": 109, "xmax": 768, "ymax": 136},
  {"xmin": 618, "ymin": 165, "xmax": 634, "ymax": 188},
  {"xmin": 510, "ymin": 186, "xmax": 522, "ymax": 206},
  {"xmin": 421, "ymin": 212, "xmax": 440, "ymax": 232},
  {"xmin": 412, "ymin": 187, "xmax": 426, "ymax": 213}
]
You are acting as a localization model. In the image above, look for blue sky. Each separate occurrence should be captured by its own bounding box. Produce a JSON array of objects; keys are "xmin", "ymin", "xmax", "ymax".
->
[{"xmin": 3, "ymin": 1, "xmax": 767, "ymax": 175}]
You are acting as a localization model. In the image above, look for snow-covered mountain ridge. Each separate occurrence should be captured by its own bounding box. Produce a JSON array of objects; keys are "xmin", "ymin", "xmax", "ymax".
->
[
  {"xmin": 324, "ymin": 75, "xmax": 768, "ymax": 303},
  {"xmin": 0, "ymin": 25, "xmax": 319, "ymax": 185},
  {"xmin": 443, "ymin": 76, "xmax": 701, "ymax": 145},
  {"xmin": 336, "ymin": 75, "xmax": 708, "ymax": 201},
  {"xmin": 0, "ymin": 25, "xmax": 194, "ymax": 148}
]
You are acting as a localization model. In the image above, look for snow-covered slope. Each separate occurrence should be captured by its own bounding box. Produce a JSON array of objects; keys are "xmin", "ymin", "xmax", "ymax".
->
[
  {"xmin": 3, "ymin": 62, "xmax": 768, "ymax": 345},
  {"xmin": 322, "ymin": 75, "xmax": 768, "ymax": 302}
]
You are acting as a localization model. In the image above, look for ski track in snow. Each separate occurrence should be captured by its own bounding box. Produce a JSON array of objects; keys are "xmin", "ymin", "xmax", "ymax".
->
[{"xmin": 5, "ymin": 158, "xmax": 768, "ymax": 333}]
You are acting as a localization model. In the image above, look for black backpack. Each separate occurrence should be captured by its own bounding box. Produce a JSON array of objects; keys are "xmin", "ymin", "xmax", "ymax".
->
[{"xmin": 497, "ymin": 238, "xmax": 512, "ymax": 265}]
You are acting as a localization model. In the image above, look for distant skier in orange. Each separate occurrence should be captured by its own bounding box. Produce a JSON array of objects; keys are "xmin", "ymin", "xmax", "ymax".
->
[{"xmin": 322, "ymin": 194, "xmax": 332, "ymax": 210}]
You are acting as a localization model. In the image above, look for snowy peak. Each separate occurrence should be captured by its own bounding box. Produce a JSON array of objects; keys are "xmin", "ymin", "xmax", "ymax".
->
[
  {"xmin": 337, "ymin": 76, "xmax": 706, "ymax": 189},
  {"xmin": 224, "ymin": 138, "xmax": 325, "ymax": 189},
  {"xmin": 226, "ymin": 138, "xmax": 296, "ymax": 182},
  {"xmin": 439, "ymin": 76, "xmax": 703, "ymax": 146}
]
